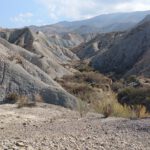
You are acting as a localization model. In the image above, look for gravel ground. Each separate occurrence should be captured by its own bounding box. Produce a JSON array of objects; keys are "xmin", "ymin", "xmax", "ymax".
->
[{"xmin": 0, "ymin": 104, "xmax": 150, "ymax": 150}]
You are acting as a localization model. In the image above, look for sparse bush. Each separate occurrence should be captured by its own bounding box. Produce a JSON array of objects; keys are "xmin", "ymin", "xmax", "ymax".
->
[
  {"xmin": 57, "ymin": 71, "xmax": 114, "ymax": 114},
  {"xmin": 74, "ymin": 61, "xmax": 94, "ymax": 72},
  {"xmin": 5, "ymin": 93, "xmax": 18, "ymax": 104},
  {"xmin": 125, "ymin": 75, "xmax": 141, "ymax": 87},
  {"xmin": 60, "ymin": 82, "xmax": 96, "ymax": 103},
  {"xmin": 117, "ymin": 87, "xmax": 150, "ymax": 118},
  {"xmin": 62, "ymin": 71, "xmax": 111, "ymax": 90},
  {"xmin": 57, "ymin": 70, "xmax": 138, "ymax": 118},
  {"xmin": 7, "ymin": 53, "xmax": 23, "ymax": 64},
  {"xmin": 15, "ymin": 55, "xmax": 23, "ymax": 64},
  {"xmin": 7, "ymin": 55, "xmax": 14, "ymax": 61},
  {"xmin": 111, "ymin": 81, "xmax": 124, "ymax": 92},
  {"xmin": 17, "ymin": 95, "xmax": 36, "ymax": 108},
  {"xmin": 34, "ymin": 94, "xmax": 43, "ymax": 103},
  {"xmin": 17, "ymin": 95, "xmax": 28, "ymax": 108},
  {"xmin": 126, "ymin": 75, "xmax": 138, "ymax": 83}
]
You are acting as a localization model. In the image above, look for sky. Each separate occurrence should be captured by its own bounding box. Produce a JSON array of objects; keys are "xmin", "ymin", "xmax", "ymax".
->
[{"xmin": 0, "ymin": 0, "xmax": 150, "ymax": 28}]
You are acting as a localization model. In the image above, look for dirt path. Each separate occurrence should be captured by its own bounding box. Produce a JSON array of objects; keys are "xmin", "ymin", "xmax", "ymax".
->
[{"xmin": 0, "ymin": 104, "xmax": 150, "ymax": 150}]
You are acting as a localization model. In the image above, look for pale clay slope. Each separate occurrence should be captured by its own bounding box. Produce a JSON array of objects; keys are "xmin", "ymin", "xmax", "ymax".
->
[
  {"xmin": 0, "ymin": 104, "xmax": 150, "ymax": 150},
  {"xmin": 73, "ymin": 32, "xmax": 125, "ymax": 60},
  {"xmin": 0, "ymin": 28, "xmax": 79, "ymax": 78},
  {"xmin": 0, "ymin": 38, "xmax": 77, "ymax": 108}
]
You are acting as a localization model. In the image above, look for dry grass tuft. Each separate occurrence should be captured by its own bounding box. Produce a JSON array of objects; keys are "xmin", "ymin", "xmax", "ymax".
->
[
  {"xmin": 92, "ymin": 91, "xmax": 133, "ymax": 118},
  {"xmin": 5, "ymin": 93, "xmax": 42, "ymax": 108},
  {"xmin": 77, "ymin": 100, "xmax": 89, "ymax": 117},
  {"xmin": 34, "ymin": 94, "xmax": 44, "ymax": 103},
  {"xmin": 17, "ymin": 95, "xmax": 36, "ymax": 108},
  {"xmin": 57, "ymin": 71, "xmax": 112, "ymax": 105},
  {"xmin": 129, "ymin": 105, "xmax": 150, "ymax": 119},
  {"xmin": 7, "ymin": 53, "xmax": 23, "ymax": 64}
]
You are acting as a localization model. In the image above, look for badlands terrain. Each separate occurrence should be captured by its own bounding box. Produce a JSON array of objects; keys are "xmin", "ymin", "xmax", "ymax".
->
[{"xmin": 0, "ymin": 10, "xmax": 150, "ymax": 150}]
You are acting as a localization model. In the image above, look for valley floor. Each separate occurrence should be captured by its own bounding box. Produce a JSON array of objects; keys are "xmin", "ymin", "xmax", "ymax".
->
[{"xmin": 0, "ymin": 104, "xmax": 150, "ymax": 150}]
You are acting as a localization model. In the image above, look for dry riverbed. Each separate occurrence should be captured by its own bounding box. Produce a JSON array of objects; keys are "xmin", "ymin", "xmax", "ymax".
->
[{"xmin": 0, "ymin": 104, "xmax": 150, "ymax": 150}]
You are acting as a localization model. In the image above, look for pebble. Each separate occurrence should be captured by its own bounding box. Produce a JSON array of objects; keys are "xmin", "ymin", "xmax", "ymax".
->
[{"xmin": 16, "ymin": 141, "xmax": 26, "ymax": 147}]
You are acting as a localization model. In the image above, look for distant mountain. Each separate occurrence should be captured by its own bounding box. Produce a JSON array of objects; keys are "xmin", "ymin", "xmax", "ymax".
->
[
  {"xmin": 90, "ymin": 15, "xmax": 150, "ymax": 77},
  {"xmin": 30, "ymin": 10, "xmax": 150, "ymax": 35}
]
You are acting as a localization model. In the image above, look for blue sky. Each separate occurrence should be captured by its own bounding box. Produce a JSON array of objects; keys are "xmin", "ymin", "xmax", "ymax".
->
[
  {"xmin": 0, "ymin": 0, "xmax": 50, "ymax": 28},
  {"xmin": 0, "ymin": 0, "xmax": 150, "ymax": 28}
]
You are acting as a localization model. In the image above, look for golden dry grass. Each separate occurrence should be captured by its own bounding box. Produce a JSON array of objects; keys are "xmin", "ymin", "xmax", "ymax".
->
[
  {"xmin": 92, "ymin": 91, "xmax": 133, "ymax": 118},
  {"xmin": 17, "ymin": 97, "xmax": 36, "ymax": 108}
]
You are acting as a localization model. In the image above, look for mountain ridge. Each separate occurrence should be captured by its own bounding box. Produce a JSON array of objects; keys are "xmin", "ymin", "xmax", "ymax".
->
[
  {"xmin": 90, "ymin": 15, "xmax": 150, "ymax": 77},
  {"xmin": 30, "ymin": 10, "xmax": 150, "ymax": 35}
]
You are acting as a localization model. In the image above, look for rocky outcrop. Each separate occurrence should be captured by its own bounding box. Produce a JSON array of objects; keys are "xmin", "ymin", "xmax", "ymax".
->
[
  {"xmin": 0, "ymin": 37, "xmax": 77, "ymax": 108},
  {"xmin": 0, "ymin": 28, "xmax": 79, "ymax": 79},
  {"xmin": 73, "ymin": 32, "xmax": 124, "ymax": 60},
  {"xmin": 90, "ymin": 15, "xmax": 150, "ymax": 77}
]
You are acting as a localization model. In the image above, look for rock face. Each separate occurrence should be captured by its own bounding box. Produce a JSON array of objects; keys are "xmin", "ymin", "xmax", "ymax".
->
[
  {"xmin": 90, "ymin": 15, "xmax": 150, "ymax": 77},
  {"xmin": 73, "ymin": 32, "xmax": 125, "ymax": 60},
  {"xmin": 48, "ymin": 33, "xmax": 84, "ymax": 49},
  {"xmin": 0, "ymin": 28, "xmax": 79, "ymax": 79},
  {"xmin": 0, "ymin": 35, "xmax": 77, "ymax": 108}
]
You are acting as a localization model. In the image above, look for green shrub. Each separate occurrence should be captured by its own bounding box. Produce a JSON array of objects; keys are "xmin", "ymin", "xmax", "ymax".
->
[
  {"xmin": 124, "ymin": 75, "xmax": 141, "ymax": 88},
  {"xmin": 74, "ymin": 61, "xmax": 94, "ymax": 72},
  {"xmin": 126, "ymin": 75, "xmax": 138, "ymax": 83},
  {"xmin": 111, "ymin": 81, "xmax": 124, "ymax": 92},
  {"xmin": 117, "ymin": 87, "xmax": 150, "ymax": 117}
]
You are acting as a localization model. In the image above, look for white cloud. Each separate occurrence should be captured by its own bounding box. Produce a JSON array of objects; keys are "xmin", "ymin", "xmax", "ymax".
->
[
  {"xmin": 113, "ymin": 1, "xmax": 150, "ymax": 12},
  {"xmin": 10, "ymin": 12, "xmax": 34, "ymax": 23},
  {"xmin": 37, "ymin": 0, "xmax": 99, "ymax": 21},
  {"xmin": 36, "ymin": 0, "xmax": 150, "ymax": 21}
]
